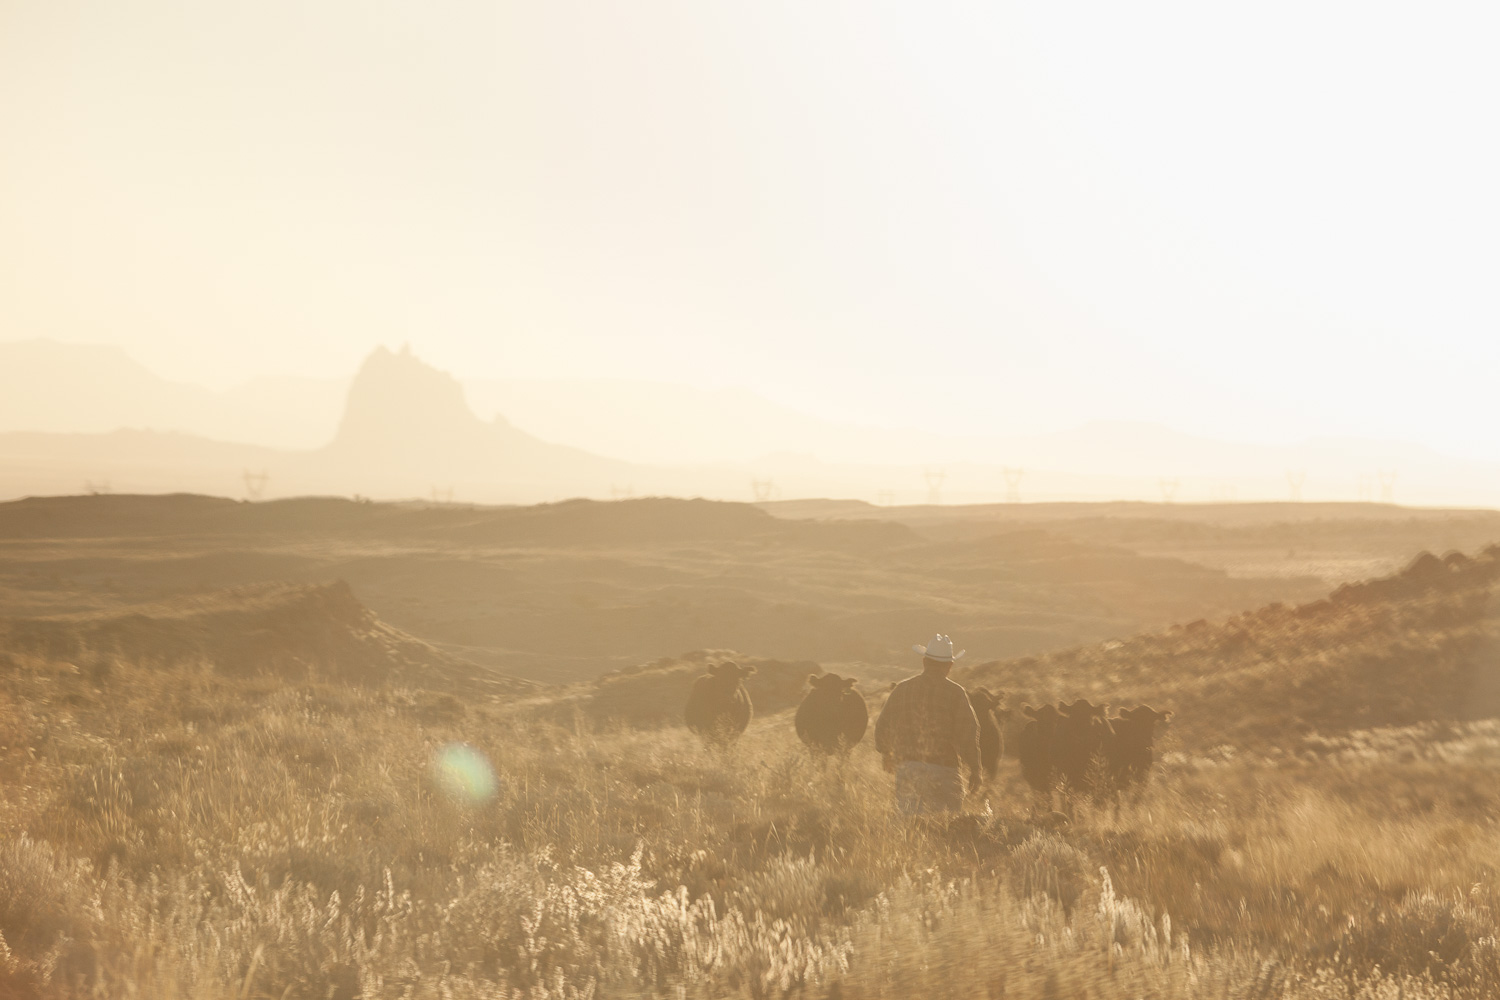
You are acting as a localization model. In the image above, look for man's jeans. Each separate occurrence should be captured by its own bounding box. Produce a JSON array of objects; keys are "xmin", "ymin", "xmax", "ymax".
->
[{"xmin": 895, "ymin": 761, "xmax": 964, "ymax": 815}]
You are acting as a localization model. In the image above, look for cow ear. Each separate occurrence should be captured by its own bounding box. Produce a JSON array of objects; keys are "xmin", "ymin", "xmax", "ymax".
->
[
  {"xmin": 843, "ymin": 678, "xmax": 857, "ymax": 689},
  {"xmin": 808, "ymin": 673, "xmax": 820, "ymax": 686},
  {"xmin": 1022, "ymin": 704, "xmax": 1039, "ymax": 719},
  {"xmin": 742, "ymin": 665, "xmax": 756, "ymax": 676},
  {"xmin": 1159, "ymin": 710, "xmax": 1173, "ymax": 723}
]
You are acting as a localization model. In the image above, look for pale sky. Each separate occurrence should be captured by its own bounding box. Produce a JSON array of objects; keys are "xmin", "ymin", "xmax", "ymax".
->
[{"xmin": 2, "ymin": 2, "xmax": 1498, "ymax": 457}]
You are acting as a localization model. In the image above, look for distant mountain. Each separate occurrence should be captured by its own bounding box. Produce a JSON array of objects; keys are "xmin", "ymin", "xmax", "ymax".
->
[
  {"xmin": 1, "ymin": 338, "xmax": 1497, "ymax": 506},
  {"xmin": 0, "ymin": 339, "xmax": 344, "ymax": 448},
  {"xmin": 315, "ymin": 345, "xmax": 634, "ymax": 498},
  {"xmin": 0, "ymin": 345, "xmax": 644, "ymax": 503}
]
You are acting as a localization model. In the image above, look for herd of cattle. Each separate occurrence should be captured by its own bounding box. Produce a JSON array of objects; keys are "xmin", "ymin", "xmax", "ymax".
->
[{"xmin": 683, "ymin": 662, "xmax": 1173, "ymax": 801}]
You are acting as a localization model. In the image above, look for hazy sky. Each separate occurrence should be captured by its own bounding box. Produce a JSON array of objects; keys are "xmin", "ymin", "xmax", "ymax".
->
[{"xmin": 3, "ymin": 2, "xmax": 1498, "ymax": 457}]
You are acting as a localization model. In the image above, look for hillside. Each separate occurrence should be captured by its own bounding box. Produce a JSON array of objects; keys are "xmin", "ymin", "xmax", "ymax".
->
[
  {"xmin": 8, "ymin": 554, "xmax": 1500, "ymax": 997},
  {"xmin": 0, "ymin": 581, "xmax": 531, "ymax": 698},
  {"xmin": 962, "ymin": 544, "xmax": 1500, "ymax": 750},
  {"xmin": 0, "ymin": 493, "xmax": 1330, "ymax": 683},
  {"xmin": 768, "ymin": 497, "xmax": 1500, "ymax": 585}
]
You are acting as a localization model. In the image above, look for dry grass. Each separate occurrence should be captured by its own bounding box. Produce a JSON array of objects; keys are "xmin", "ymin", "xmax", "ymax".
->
[{"xmin": 3, "ymin": 644, "xmax": 1500, "ymax": 1000}]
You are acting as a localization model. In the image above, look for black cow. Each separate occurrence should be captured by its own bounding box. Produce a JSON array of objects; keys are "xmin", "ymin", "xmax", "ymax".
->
[
  {"xmin": 967, "ymin": 687, "xmax": 1007, "ymax": 780},
  {"xmin": 1018, "ymin": 703, "xmax": 1062, "ymax": 798},
  {"xmin": 1055, "ymin": 698, "xmax": 1112, "ymax": 796},
  {"xmin": 1105, "ymin": 706, "xmax": 1172, "ymax": 790},
  {"xmin": 794, "ymin": 673, "xmax": 869, "ymax": 754},
  {"xmin": 684, "ymin": 661, "xmax": 755, "ymax": 744}
]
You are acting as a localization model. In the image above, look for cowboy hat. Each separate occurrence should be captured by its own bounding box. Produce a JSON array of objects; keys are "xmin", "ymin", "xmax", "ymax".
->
[{"xmin": 912, "ymin": 634, "xmax": 965, "ymax": 662}]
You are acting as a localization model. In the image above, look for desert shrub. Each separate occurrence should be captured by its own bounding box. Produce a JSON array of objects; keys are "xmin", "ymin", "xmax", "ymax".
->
[
  {"xmin": 1012, "ymin": 831, "xmax": 1097, "ymax": 913},
  {"xmin": 1330, "ymin": 889, "xmax": 1500, "ymax": 989}
]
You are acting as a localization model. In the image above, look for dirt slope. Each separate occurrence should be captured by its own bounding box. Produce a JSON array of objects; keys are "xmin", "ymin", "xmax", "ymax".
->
[
  {"xmin": 962, "ymin": 545, "xmax": 1500, "ymax": 750},
  {"xmin": 0, "ymin": 493, "xmax": 912, "ymax": 549}
]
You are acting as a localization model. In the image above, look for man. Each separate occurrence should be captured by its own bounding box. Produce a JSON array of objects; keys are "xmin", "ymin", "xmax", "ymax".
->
[{"xmin": 874, "ymin": 634, "xmax": 982, "ymax": 815}]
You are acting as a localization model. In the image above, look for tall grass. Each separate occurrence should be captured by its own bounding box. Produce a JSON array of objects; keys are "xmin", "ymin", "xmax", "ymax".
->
[{"xmin": 2, "ymin": 652, "xmax": 1498, "ymax": 998}]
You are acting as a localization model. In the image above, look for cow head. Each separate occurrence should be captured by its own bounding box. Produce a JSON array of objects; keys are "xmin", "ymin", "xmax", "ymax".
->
[
  {"xmin": 968, "ymin": 687, "xmax": 1000, "ymax": 714},
  {"xmin": 1021, "ymin": 703, "xmax": 1061, "ymax": 724},
  {"xmin": 709, "ymin": 661, "xmax": 756, "ymax": 683},
  {"xmin": 1116, "ymin": 706, "xmax": 1172, "ymax": 728},
  {"xmin": 1058, "ymin": 698, "xmax": 1108, "ymax": 722},
  {"xmin": 808, "ymin": 672, "xmax": 857, "ymax": 693}
]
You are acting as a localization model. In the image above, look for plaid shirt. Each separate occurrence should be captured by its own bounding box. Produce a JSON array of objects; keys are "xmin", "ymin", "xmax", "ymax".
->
[{"xmin": 874, "ymin": 671, "xmax": 981, "ymax": 774}]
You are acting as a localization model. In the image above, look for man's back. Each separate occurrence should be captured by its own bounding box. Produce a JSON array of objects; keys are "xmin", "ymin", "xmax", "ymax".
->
[{"xmin": 874, "ymin": 671, "xmax": 981, "ymax": 775}]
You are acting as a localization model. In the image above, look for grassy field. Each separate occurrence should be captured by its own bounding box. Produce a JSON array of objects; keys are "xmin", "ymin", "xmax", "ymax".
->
[
  {"xmin": 4, "ymin": 665, "xmax": 1500, "ymax": 998},
  {"xmin": 3, "ymin": 500, "xmax": 1500, "ymax": 997}
]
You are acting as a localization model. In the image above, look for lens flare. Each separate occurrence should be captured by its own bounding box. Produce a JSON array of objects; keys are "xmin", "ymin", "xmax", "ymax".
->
[{"xmin": 433, "ymin": 742, "xmax": 498, "ymax": 804}]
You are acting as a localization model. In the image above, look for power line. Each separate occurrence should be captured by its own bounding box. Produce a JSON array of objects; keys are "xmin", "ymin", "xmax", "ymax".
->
[
  {"xmin": 1377, "ymin": 469, "xmax": 1398, "ymax": 504},
  {"xmin": 1002, "ymin": 466, "xmax": 1024, "ymax": 504},
  {"xmin": 242, "ymin": 470, "xmax": 269, "ymax": 501},
  {"xmin": 923, "ymin": 468, "xmax": 947, "ymax": 506}
]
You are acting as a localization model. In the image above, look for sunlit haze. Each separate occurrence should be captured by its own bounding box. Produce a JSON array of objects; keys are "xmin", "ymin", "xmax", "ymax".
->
[
  {"xmin": 2, "ymin": 2, "xmax": 1498, "ymax": 476},
  {"xmin": 10, "ymin": 7, "xmax": 1500, "ymax": 994}
]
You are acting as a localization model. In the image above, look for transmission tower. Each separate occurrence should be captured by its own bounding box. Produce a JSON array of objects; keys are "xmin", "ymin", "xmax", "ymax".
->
[
  {"xmin": 429, "ymin": 485, "xmax": 454, "ymax": 505},
  {"xmin": 924, "ymin": 468, "xmax": 947, "ymax": 506},
  {"xmin": 1002, "ymin": 467, "xmax": 1024, "ymax": 504},
  {"xmin": 84, "ymin": 480, "xmax": 112, "ymax": 496},
  {"xmin": 1377, "ymin": 469, "xmax": 1398, "ymax": 504},
  {"xmin": 1211, "ymin": 480, "xmax": 1237, "ymax": 502},
  {"xmin": 1356, "ymin": 474, "xmax": 1374, "ymax": 502},
  {"xmin": 610, "ymin": 483, "xmax": 635, "ymax": 500},
  {"xmin": 242, "ymin": 470, "xmax": 269, "ymax": 501},
  {"xmin": 750, "ymin": 479, "xmax": 776, "ymax": 503},
  {"xmin": 1286, "ymin": 470, "xmax": 1306, "ymax": 502},
  {"xmin": 876, "ymin": 489, "xmax": 896, "ymax": 507},
  {"xmin": 1158, "ymin": 478, "xmax": 1180, "ymax": 504}
]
